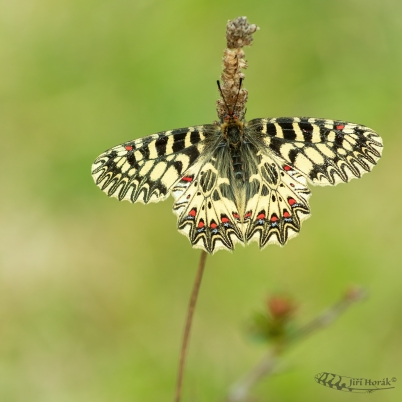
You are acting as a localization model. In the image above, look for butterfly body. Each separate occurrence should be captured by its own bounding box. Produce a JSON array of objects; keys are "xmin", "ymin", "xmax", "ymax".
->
[{"xmin": 221, "ymin": 117, "xmax": 246, "ymax": 182}]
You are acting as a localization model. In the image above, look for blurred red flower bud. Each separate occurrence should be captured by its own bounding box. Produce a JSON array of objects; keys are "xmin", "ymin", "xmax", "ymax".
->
[{"xmin": 267, "ymin": 296, "xmax": 296, "ymax": 320}]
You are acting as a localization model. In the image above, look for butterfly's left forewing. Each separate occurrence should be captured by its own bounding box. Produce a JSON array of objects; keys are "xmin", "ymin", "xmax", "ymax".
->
[{"xmin": 247, "ymin": 117, "xmax": 383, "ymax": 186}]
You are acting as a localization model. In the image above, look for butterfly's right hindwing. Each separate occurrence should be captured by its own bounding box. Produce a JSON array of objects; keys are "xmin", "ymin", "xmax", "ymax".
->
[
  {"xmin": 171, "ymin": 155, "xmax": 244, "ymax": 253},
  {"xmin": 91, "ymin": 125, "xmax": 216, "ymax": 204}
]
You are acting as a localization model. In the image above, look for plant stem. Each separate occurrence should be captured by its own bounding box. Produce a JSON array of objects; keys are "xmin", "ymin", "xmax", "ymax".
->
[
  {"xmin": 174, "ymin": 250, "xmax": 208, "ymax": 402},
  {"xmin": 228, "ymin": 348, "xmax": 280, "ymax": 402},
  {"xmin": 227, "ymin": 288, "xmax": 366, "ymax": 402}
]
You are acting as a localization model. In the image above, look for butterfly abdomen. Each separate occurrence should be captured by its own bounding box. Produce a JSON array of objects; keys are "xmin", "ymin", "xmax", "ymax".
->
[{"xmin": 222, "ymin": 119, "xmax": 247, "ymax": 182}]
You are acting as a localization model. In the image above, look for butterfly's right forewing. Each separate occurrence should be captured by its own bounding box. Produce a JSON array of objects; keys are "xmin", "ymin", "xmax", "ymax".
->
[{"xmin": 91, "ymin": 125, "xmax": 217, "ymax": 204}]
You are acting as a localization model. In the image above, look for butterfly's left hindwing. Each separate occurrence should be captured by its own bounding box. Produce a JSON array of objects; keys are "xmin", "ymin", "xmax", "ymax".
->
[
  {"xmin": 91, "ymin": 125, "xmax": 216, "ymax": 204},
  {"xmin": 244, "ymin": 153, "xmax": 311, "ymax": 248}
]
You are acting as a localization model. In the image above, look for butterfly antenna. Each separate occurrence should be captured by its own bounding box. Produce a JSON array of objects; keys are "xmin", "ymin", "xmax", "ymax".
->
[{"xmin": 217, "ymin": 80, "xmax": 230, "ymax": 114}]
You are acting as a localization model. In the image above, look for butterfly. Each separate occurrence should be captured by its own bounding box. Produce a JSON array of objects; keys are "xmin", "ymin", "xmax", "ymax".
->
[{"xmin": 91, "ymin": 101, "xmax": 383, "ymax": 253}]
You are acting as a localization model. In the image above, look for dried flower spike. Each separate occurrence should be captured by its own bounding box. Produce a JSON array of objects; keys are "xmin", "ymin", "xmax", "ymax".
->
[{"xmin": 217, "ymin": 17, "xmax": 259, "ymax": 120}]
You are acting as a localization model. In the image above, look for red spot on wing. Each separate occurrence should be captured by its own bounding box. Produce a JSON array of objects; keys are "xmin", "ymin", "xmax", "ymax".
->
[
  {"xmin": 257, "ymin": 212, "xmax": 265, "ymax": 220},
  {"xmin": 221, "ymin": 216, "xmax": 230, "ymax": 223},
  {"xmin": 210, "ymin": 222, "xmax": 218, "ymax": 229},
  {"xmin": 336, "ymin": 125, "xmax": 345, "ymax": 130},
  {"xmin": 188, "ymin": 208, "xmax": 197, "ymax": 217},
  {"xmin": 232, "ymin": 212, "xmax": 240, "ymax": 220},
  {"xmin": 197, "ymin": 220, "xmax": 205, "ymax": 229},
  {"xmin": 181, "ymin": 176, "xmax": 193, "ymax": 182},
  {"xmin": 244, "ymin": 211, "xmax": 252, "ymax": 219},
  {"xmin": 270, "ymin": 214, "xmax": 279, "ymax": 222},
  {"xmin": 125, "ymin": 145, "xmax": 133, "ymax": 151},
  {"xmin": 288, "ymin": 197, "xmax": 297, "ymax": 206},
  {"xmin": 284, "ymin": 165, "xmax": 292, "ymax": 171},
  {"xmin": 283, "ymin": 211, "xmax": 291, "ymax": 218}
]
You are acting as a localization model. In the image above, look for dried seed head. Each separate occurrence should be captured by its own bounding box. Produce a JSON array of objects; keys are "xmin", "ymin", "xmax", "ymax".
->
[
  {"xmin": 217, "ymin": 17, "xmax": 259, "ymax": 121},
  {"xmin": 226, "ymin": 16, "xmax": 259, "ymax": 49}
]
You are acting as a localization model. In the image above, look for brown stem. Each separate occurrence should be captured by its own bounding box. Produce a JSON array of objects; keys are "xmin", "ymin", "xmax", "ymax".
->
[{"xmin": 174, "ymin": 250, "xmax": 208, "ymax": 402}]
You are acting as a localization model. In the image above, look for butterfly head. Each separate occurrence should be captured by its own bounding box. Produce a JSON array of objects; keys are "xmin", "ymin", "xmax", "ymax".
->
[{"xmin": 223, "ymin": 111, "xmax": 239, "ymax": 123}]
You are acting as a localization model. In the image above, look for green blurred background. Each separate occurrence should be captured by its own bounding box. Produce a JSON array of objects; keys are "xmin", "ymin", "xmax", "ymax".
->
[{"xmin": 1, "ymin": 0, "xmax": 401, "ymax": 401}]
